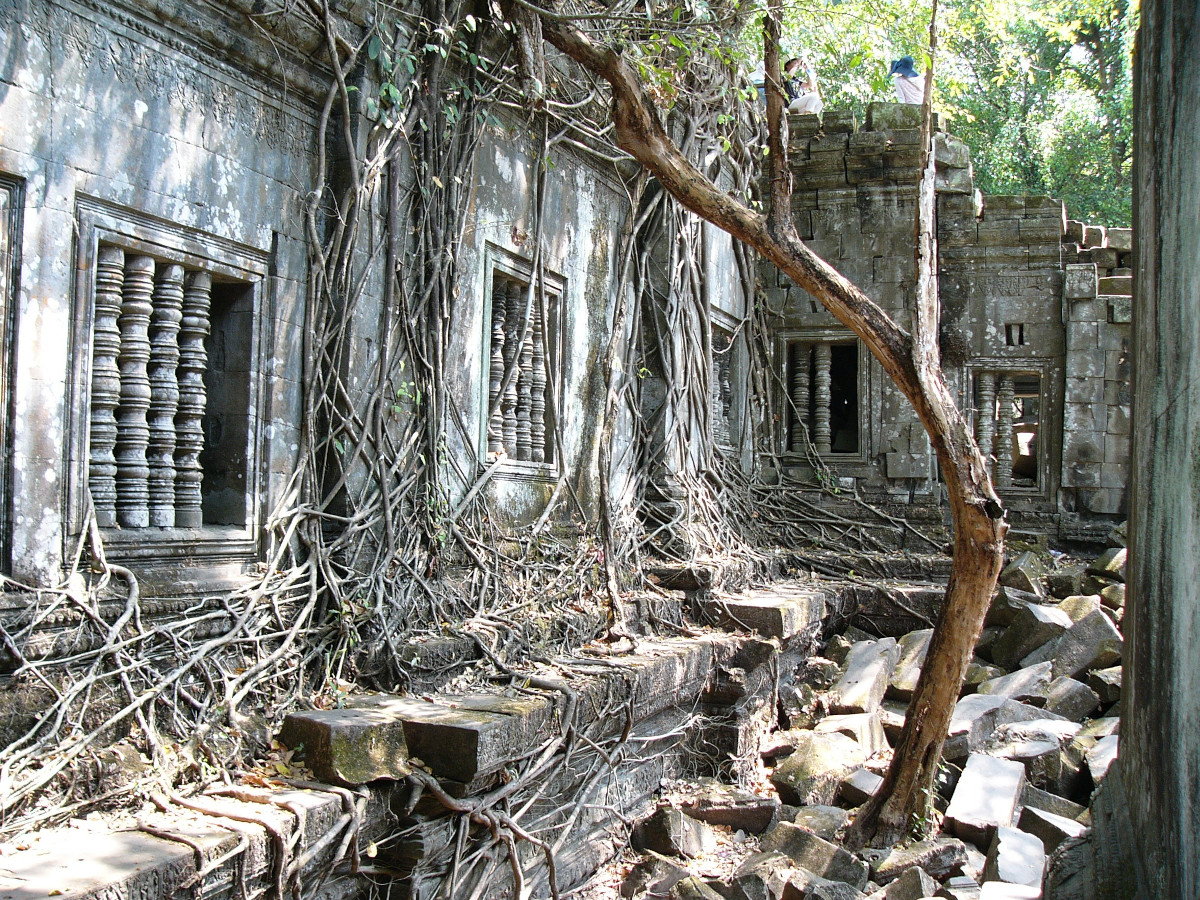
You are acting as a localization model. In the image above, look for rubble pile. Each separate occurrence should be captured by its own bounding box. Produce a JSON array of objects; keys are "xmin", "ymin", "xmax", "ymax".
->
[{"xmin": 611, "ymin": 534, "xmax": 1127, "ymax": 900}]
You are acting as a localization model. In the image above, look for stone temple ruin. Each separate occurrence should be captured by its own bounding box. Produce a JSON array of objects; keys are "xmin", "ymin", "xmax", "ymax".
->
[{"xmin": 0, "ymin": 2, "xmax": 1194, "ymax": 899}]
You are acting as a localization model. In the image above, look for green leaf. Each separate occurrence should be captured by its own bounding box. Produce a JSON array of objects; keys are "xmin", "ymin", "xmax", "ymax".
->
[{"xmin": 367, "ymin": 34, "xmax": 382, "ymax": 60}]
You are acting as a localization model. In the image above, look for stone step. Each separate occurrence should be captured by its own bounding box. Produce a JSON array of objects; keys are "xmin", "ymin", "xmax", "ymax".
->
[{"xmin": 696, "ymin": 583, "xmax": 828, "ymax": 639}]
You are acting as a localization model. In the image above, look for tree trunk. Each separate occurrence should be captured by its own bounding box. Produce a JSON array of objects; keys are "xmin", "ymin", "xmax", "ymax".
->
[{"xmin": 535, "ymin": 11, "xmax": 1006, "ymax": 845}]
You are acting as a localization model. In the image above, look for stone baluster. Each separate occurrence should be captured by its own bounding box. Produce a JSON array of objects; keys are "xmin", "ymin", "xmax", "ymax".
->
[
  {"xmin": 515, "ymin": 297, "xmax": 535, "ymax": 461},
  {"xmin": 174, "ymin": 271, "xmax": 211, "ymax": 528},
  {"xmin": 814, "ymin": 342, "xmax": 832, "ymax": 454},
  {"xmin": 996, "ymin": 374, "xmax": 1015, "ymax": 488},
  {"xmin": 487, "ymin": 278, "xmax": 507, "ymax": 456},
  {"xmin": 530, "ymin": 308, "xmax": 547, "ymax": 463},
  {"xmin": 89, "ymin": 246, "xmax": 125, "ymax": 527},
  {"xmin": 975, "ymin": 371, "xmax": 996, "ymax": 475},
  {"xmin": 147, "ymin": 264, "xmax": 184, "ymax": 527},
  {"xmin": 501, "ymin": 281, "xmax": 521, "ymax": 455},
  {"xmin": 115, "ymin": 255, "xmax": 155, "ymax": 528},
  {"xmin": 790, "ymin": 342, "xmax": 810, "ymax": 452}
]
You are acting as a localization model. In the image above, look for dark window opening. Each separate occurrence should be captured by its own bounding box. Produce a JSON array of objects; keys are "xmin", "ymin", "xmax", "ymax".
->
[
  {"xmin": 787, "ymin": 338, "xmax": 860, "ymax": 456},
  {"xmin": 1006, "ymin": 323, "xmax": 1026, "ymax": 346},
  {"xmin": 712, "ymin": 328, "xmax": 734, "ymax": 449}
]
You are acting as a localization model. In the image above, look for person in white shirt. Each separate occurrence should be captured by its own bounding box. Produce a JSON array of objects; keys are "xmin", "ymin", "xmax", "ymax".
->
[
  {"xmin": 889, "ymin": 56, "xmax": 926, "ymax": 104},
  {"xmin": 784, "ymin": 56, "xmax": 823, "ymax": 116}
]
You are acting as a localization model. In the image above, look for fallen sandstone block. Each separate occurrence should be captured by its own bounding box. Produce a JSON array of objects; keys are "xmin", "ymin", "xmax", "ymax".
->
[
  {"xmin": 621, "ymin": 850, "xmax": 690, "ymax": 898},
  {"xmin": 998, "ymin": 552, "xmax": 1045, "ymax": 596},
  {"xmin": 1085, "ymin": 733, "xmax": 1119, "ymax": 784},
  {"xmin": 1051, "ymin": 610, "xmax": 1123, "ymax": 680},
  {"xmin": 983, "ymin": 826, "xmax": 1046, "ymax": 888},
  {"xmin": 816, "ymin": 711, "xmax": 889, "ymax": 755},
  {"xmin": 1087, "ymin": 666, "xmax": 1122, "ymax": 705},
  {"xmin": 977, "ymin": 883, "xmax": 1041, "ymax": 899},
  {"xmin": 793, "ymin": 805, "xmax": 851, "ymax": 841},
  {"xmin": 944, "ymin": 753, "xmax": 1026, "ymax": 848},
  {"xmin": 990, "ymin": 605, "xmax": 1073, "ymax": 671},
  {"xmin": 1017, "ymin": 806, "xmax": 1089, "ymax": 853},
  {"xmin": 887, "ymin": 629, "xmax": 933, "ymax": 700},
  {"xmin": 1086, "ymin": 547, "xmax": 1126, "ymax": 583},
  {"xmin": 986, "ymin": 588, "xmax": 1039, "ymax": 627},
  {"xmin": 1055, "ymin": 594, "xmax": 1100, "ymax": 624},
  {"xmin": 1019, "ymin": 783, "xmax": 1086, "ymax": 821},
  {"xmin": 771, "ymin": 731, "xmax": 867, "ymax": 805},
  {"xmin": 839, "ymin": 767, "xmax": 885, "ymax": 806},
  {"xmin": 761, "ymin": 823, "xmax": 870, "ymax": 890},
  {"xmin": 976, "ymin": 662, "xmax": 1052, "ymax": 704},
  {"xmin": 639, "ymin": 807, "xmax": 718, "ymax": 859},
  {"xmin": 1042, "ymin": 676, "xmax": 1099, "ymax": 721},
  {"xmin": 678, "ymin": 779, "xmax": 780, "ymax": 834},
  {"xmin": 829, "ymin": 639, "xmax": 901, "ymax": 714},
  {"xmin": 865, "ymin": 838, "xmax": 969, "ymax": 884}
]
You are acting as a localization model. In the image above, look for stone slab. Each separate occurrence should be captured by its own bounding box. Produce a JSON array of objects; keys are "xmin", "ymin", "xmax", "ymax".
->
[
  {"xmin": 1017, "ymin": 806, "xmax": 1089, "ymax": 854},
  {"xmin": 280, "ymin": 702, "xmax": 413, "ymax": 785},
  {"xmin": 866, "ymin": 838, "xmax": 968, "ymax": 884},
  {"xmin": 792, "ymin": 805, "xmax": 850, "ymax": 841},
  {"xmin": 839, "ymin": 767, "xmax": 885, "ymax": 806},
  {"xmin": 990, "ymin": 605, "xmax": 1073, "ymax": 671},
  {"xmin": 887, "ymin": 629, "xmax": 933, "ymax": 701},
  {"xmin": 829, "ymin": 639, "xmax": 900, "ymax": 714},
  {"xmin": 761, "ymin": 823, "xmax": 869, "ymax": 890},
  {"xmin": 1042, "ymin": 676, "xmax": 1099, "ymax": 721},
  {"xmin": 700, "ymin": 587, "xmax": 826, "ymax": 639},
  {"xmin": 944, "ymin": 753, "xmax": 1026, "ymax": 848},
  {"xmin": 815, "ymin": 712, "xmax": 888, "ymax": 756},
  {"xmin": 1051, "ymin": 610, "xmax": 1123, "ymax": 679},
  {"xmin": 976, "ymin": 663, "xmax": 1052, "ymax": 704},
  {"xmin": 983, "ymin": 826, "xmax": 1045, "ymax": 888},
  {"xmin": 771, "ymin": 731, "xmax": 867, "ymax": 806}
]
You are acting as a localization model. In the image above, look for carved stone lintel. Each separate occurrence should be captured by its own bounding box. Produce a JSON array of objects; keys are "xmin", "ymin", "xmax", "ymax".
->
[
  {"xmin": 89, "ymin": 245, "xmax": 125, "ymax": 527},
  {"xmin": 174, "ymin": 271, "xmax": 211, "ymax": 528},
  {"xmin": 115, "ymin": 255, "xmax": 155, "ymax": 528},
  {"xmin": 147, "ymin": 263, "xmax": 184, "ymax": 527}
]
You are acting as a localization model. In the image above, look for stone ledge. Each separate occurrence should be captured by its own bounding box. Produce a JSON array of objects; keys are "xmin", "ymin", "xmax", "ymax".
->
[{"xmin": 695, "ymin": 584, "xmax": 828, "ymax": 639}]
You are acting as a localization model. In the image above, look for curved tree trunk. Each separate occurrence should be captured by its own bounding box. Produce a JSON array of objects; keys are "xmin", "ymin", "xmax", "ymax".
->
[{"xmin": 535, "ymin": 7, "xmax": 1006, "ymax": 845}]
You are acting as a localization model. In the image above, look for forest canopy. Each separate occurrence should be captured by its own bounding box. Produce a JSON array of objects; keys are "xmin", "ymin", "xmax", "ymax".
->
[{"xmin": 775, "ymin": 0, "xmax": 1136, "ymax": 225}]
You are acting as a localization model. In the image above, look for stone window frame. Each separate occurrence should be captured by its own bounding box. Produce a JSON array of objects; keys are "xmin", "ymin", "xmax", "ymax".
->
[
  {"xmin": 779, "ymin": 327, "xmax": 871, "ymax": 466},
  {"xmin": 967, "ymin": 361, "xmax": 1052, "ymax": 499},
  {"xmin": 67, "ymin": 197, "xmax": 271, "ymax": 567},
  {"xmin": 0, "ymin": 175, "xmax": 22, "ymax": 574},
  {"xmin": 478, "ymin": 245, "xmax": 565, "ymax": 481}
]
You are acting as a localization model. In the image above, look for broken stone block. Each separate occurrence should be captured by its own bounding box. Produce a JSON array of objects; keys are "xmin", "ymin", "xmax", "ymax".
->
[
  {"xmin": 937, "ymin": 875, "xmax": 982, "ymax": 899},
  {"xmin": 984, "ymin": 719, "xmax": 1083, "ymax": 796},
  {"xmin": 1105, "ymin": 520, "xmax": 1128, "ymax": 547},
  {"xmin": 829, "ymin": 639, "xmax": 901, "ymax": 714},
  {"xmin": 771, "ymin": 731, "xmax": 867, "ymax": 805},
  {"xmin": 799, "ymin": 657, "xmax": 845, "ymax": 689},
  {"xmin": 1018, "ymin": 638, "xmax": 1062, "ymax": 670},
  {"xmin": 1042, "ymin": 676, "xmax": 1099, "ymax": 721},
  {"xmin": 760, "ymin": 823, "xmax": 869, "ymax": 890},
  {"xmin": 944, "ymin": 753, "xmax": 1026, "ymax": 848},
  {"xmin": 679, "ymin": 779, "xmax": 780, "ymax": 834},
  {"xmin": 1098, "ymin": 583, "xmax": 1125, "ymax": 610},
  {"xmin": 1087, "ymin": 666, "xmax": 1122, "ymax": 705},
  {"xmin": 976, "ymin": 884, "xmax": 1040, "ymax": 900},
  {"xmin": 621, "ymin": 850, "xmax": 691, "ymax": 898},
  {"xmin": 866, "ymin": 838, "xmax": 968, "ymax": 883},
  {"xmin": 1017, "ymin": 806, "xmax": 1090, "ymax": 853},
  {"xmin": 976, "ymin": 662, "xmax": 1053, "ymax": 704},
  {"xmin": 963, "ymin": 661, "xmax": 1005, "ymax": 695},
  {"xmin": 1087, "ymin": 547, "xmax": 1127, "ymax": 583},
  {"xmin": 876, "ymin": 866, "xmax": 938, "ymax": 900},
  {"xmin": 880, "ymin": 701, "xmax": 908, "ymax": 743},
  {"xmin": 983, "ymin": 826, "xmax": 1045, "ymax": 888},
  {"xmin": 1044, "ymin": 567, "xmax": 1084, "ymax": 600},
  {"xmin": 826, "ymin": 635, "xmax": 854, "ymax": 665},
  {"xmin": 639, "ymin": 807, "xmax": 718, "ymax": 858},
  {"xmin": 808, "ymin": 879, "xmax": 869, "ymax": 900},
  {"xmin": 733, "ymin": 851, "xmax": 794, "ymax": 900},
  {"xmin": 998, "ymin": 552, "xmax": 1045, "ymax": 596},
  {"xmin": 1079, "ymin": 574, "xmax": 1112, "ymax": 596},
  {"xmin": 1051, "ymin": 610, "xmax": 1123, "ymax": 679},
  {"xmin": 669, "ymin": 875, "xmax": 728, "ymax": 899},
  {"xmin": 1055, "ymin": 594, "xmax": 1101, "ymax": 624},
  {"xmin": 1019, "ymin": 783, "xmax": 1086, "ymax": 821},
  {"xmin": 279, "ymin": 703, "xmax": 412, "ymax": 786},
  {"xmin": 990, "ymin": 605, "xmax": 1073, "ymax": 671},
  {"xmin": 888, "ymin": 629, "xmax": 933, "ymax": 700},
  {"xmin": 1106, "ymin": 227, "xmax": 1132, "ymax": 252},
  {"xmin": 945, "ymin": 697, "xmax": 1062, "ymax": 761},
  {"xmin": 793, "ymin": 805, "xmax": 850, "ymax": 841},
  {"xmin": 975, "ymin": 626, "xmax": 1006, "ymax": 663},
  {"xmin": 1085, "ymin": 733, "xmax": 1119, "ymax": 784},
  {"xmin": 986, "ymin": 588, "xmax": 1039, "ymax": 627},
  {"xmin": 839, "ymin": 767, "xmax": 884, "ymax": 806},
  {"xmin": 815, "ymin": 712, "xmax": 889, "ymax": 755}
]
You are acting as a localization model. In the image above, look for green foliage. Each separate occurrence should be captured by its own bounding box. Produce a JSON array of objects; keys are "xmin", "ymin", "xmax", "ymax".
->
[{"xmin": 757, "ymin": 0, "xmax": 1135, "ymax": 225}]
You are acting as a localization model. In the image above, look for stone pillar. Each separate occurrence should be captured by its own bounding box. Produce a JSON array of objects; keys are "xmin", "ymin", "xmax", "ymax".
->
[
  {"xmin": 995, "ymin": 374, "xmax": 1014, "ymax": 489},
  {"xmin": 975, "ymin": 371, "xmax": 996, "ymax": 475},
  {"xmin": 487, "ymin": 278, "xmax": 507, "ymax": 456},
  {"xmin": 174, "ymin": 271, "xmax": 211, "ymax": 529},
  {"xmin": 530, "ymin": 311, "xmax": 547, "ymax": 463},
  {"xmin": 814, "ymin": 342, "xmax": 832, "ymax": 454},
  {"xmin": 88, "ymin": 246, "xmax": 124, "ymax": 528},
  {"xmin": 115, "ymin": 255, "xmax": 155, "ymax": 528},
  {"xmin": 501, "ymin": 281, "xmax": 521, "ymax": 455},
  {"xmin": 789, "ymin": 342, "xmax": 810, "ymax": 452},
  {"xmin": 147, "ymin": 264, "xmax": 183, "ymax": 527}
]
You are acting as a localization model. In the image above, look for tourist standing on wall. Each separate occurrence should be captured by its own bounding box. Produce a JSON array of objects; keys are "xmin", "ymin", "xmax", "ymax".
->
[
  {"xmin": 784, "ymin": 57, "xmax": 823, "ymax": 115},
  {"xmin": 889, "ymin": 56, "xmax": 926, "ymax": 104}
]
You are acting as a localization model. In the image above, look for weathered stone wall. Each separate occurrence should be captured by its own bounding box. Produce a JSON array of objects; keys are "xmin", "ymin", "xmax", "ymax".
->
[
  {"xmin": 760, "ymin": 102, "xmax": 1132, "ymax": 543},
  {"xmin": 0, "ymin": 0, "xmax": 326, "ymax": 589}
]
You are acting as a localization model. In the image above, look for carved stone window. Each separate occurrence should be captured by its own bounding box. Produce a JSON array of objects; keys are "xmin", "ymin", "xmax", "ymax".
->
[
  {"xmin": 483, "ymin": 252, "xmax": 563, "ymax": 473},
  {"xmin": 972, "ymin": 369, "xmax": 1043, "ymax": 491},
  {"xmin": 71, "ymin": 201, "xmax": 268, "ymax": 564},
  {"xmin": 786, "ymin": 335, "xmax": 864, "ymax": 458},
  {"xmin": 0, "ymin": 176, "xmax": 21, "ymax": 573}
]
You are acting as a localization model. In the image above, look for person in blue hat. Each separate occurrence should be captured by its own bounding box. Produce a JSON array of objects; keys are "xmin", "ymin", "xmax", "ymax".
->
[{"xmin": 889, "ymin": 56, "xmax": 926, "ymax": 104}]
